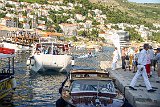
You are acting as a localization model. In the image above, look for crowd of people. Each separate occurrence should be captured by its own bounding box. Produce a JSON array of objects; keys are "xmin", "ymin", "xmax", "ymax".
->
[{"xmin": 111, "ymin": 43, "xmax": 160, "ymax": 92}]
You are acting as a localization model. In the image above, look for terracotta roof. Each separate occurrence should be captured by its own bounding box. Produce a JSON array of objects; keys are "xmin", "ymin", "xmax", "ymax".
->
[
  {"xmin": 99, "ymin": 32, "xmax": 106, "ymax": 34},
  {"xmin": 38, "ymin": 24, "xmax": 46, "ymax": 26},
  {"xmin": 60, "ymin": 23, "xmax": 78, "ymax": 27},
  {"xmin": 3, "ymin": 17, "xmax": 11, "ymax": 20},
  {"xmin": 44, "ymin": 32, "xmax": 63, "ymax": 37}
]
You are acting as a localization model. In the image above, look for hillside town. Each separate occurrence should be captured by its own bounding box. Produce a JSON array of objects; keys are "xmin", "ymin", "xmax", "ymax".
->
[{"xmin": 0, "ymin": 0, "xmax": 160, "ymax": 46}]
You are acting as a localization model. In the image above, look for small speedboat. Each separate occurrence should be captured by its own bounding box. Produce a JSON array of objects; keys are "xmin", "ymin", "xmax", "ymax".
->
[{"xmin": 56, "ymin": 69, "xmax": 125, "ymax": 107}]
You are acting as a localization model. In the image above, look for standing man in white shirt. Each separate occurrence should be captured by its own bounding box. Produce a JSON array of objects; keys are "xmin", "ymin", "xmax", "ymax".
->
[
  {"xmin": 129, "ymin": 44, "xmax": 156, "ymax": 92},
  {"xmin": 112, "ymin": 47, "xmax": 119, "ymax": 70}
]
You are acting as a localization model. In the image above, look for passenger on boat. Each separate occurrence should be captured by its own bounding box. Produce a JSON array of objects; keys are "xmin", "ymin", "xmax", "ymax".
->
[
  {"xmin": 53, "ymin": 46, "xmax": 59, "ymax": 55},
  {"xmin": 88, "ymin": 51, "xmax": 92, "ymax": 58},
  {"xmin": 43, "ymin": 46, "xmax": 48, "ymax": 54},
  {"xmin": 44, "ymin": 49, "xmax": 48, "ymax": 54}
]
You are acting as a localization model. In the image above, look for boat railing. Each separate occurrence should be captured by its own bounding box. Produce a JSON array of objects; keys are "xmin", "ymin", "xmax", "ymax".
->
[
  {"xmin": 0, "ymin": 59, "xmax": 15, "ymax": 80},
  {"xmin": 34, "ymin": 42, "xmax": 71, "ymax": 55},
  {"xmin": 39, "ymin": 37, "xmax": 57, "ymax": 43}
]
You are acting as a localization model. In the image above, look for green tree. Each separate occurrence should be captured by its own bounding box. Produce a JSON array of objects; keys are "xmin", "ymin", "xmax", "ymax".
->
[
  {"xmin": 152, "ymin": 32, "xmax": 160, "ymax": 43},
  {"xmin": 22, "ymin": 11, "xmax": 27, "ymax": 16},
  {"xmin": 54, "ymin": 24, "xmax": 62, "ymax": 33},
  {"xmin": 78, "ymin": 30, "xmax": 87, "ymax": 37},
  {"xmin": 71, "ymin": 36, "xmax": 77, "ymax": 42},
  {"xmin": 125, "ymin": 27, "xmax": 143, "ymax": 42},
  {"xmin": 63, "ymin": 0, "xmax": 75, "ymax": 4},
  {"xmin": 0, "ymin": 13, "xmax": 6, "ymax": 18},
  {"xmin": 90, "ymin": 29, "xmax": 99, "ymax": 40}
]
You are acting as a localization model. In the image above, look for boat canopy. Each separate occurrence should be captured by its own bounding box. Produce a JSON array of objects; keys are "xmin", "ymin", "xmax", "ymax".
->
[
  {"xmin": 0, "ymin": 53, "xmax": 15, "ymax": 58},
  {"xmin": 70, "ymin": 69, "xmax": 110, "ymax": 80},
  {"xmin": 0, "ymin": 47, "xmax": 15, "ymax": 58}
]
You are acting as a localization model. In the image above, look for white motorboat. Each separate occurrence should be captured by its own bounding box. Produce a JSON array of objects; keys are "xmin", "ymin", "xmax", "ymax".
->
[
  {"xmin": 26, "ymin": 37, "xmax": 72, "ymax": 72},
  {"xmin": 1, "ymin": 41, "xmax": 31, "ymax": 52}
]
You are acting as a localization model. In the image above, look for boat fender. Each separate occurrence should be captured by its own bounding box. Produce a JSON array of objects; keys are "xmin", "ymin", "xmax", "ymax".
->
[
  {"xmin": 30, "ymin": 58, "xmax": 35, "ymax": 66},
  {"xmin": 11, "ymin": 78, "xmax": 17, "ymax": 90},
  {"xmin": 71, "ymin": 57, "xmax": 75, "ymax": 66},
  {"xmin": 26, "ymin": 58, "xmax": 31, "ymax": 66}
]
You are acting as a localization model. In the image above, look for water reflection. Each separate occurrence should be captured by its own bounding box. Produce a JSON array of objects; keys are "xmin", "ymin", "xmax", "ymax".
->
[{"xmin": 13, "ymin": 69, "xmax": 66, "ymax": 107}]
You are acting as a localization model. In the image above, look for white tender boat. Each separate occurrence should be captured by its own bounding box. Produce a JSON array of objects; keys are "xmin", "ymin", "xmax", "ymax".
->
[{"xmin": 26, "ymin": 37, "xmax": 72, "ymax": 72}]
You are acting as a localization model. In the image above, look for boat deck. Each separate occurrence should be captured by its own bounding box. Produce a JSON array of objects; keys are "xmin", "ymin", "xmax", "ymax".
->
[{"xmin": 0, "ymin": 74, "xmax": 12, "ymax": 81}]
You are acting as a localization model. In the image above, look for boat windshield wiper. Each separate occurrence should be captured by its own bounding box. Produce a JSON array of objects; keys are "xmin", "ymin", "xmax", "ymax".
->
[{"xmin": 90, "ymin": 85, "xmax": 97, "ymax": 91}]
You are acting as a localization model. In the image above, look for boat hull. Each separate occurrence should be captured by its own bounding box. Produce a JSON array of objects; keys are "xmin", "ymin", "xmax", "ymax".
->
[
  {"xmin": 27, "ymin": 54, "xmax": 72, "ymax": 72},
  {"xmin": 57, "ymin": 97, "xmax": 124, "ymax": 107},
  {"xmin": 0, "ymin": 77, "xmax": 15, "ymax": 100}
]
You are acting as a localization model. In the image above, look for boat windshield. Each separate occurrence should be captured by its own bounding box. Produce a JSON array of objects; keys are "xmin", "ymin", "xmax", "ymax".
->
[
  {"xmin": 71, "ymin": 80, "xmax": 115, "ymax": 93},
  {"xmin": 0, "ymin": 55, "xmax": 15, "ymax": 81}
]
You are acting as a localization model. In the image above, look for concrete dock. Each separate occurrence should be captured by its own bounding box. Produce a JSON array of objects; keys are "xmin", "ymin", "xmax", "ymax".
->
[
  {"xmin": 109, "ymin": 68, "xmax": 160, "ymax": 107},
  {"xmin": 100, "ymin": 61, "xmax": 160, "ymax": 107}
]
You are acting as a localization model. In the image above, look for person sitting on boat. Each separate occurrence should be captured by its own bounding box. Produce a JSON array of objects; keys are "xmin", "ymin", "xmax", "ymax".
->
[
  {"xmin": 48, "ymin": 47, "xmax": 52, "ymax": 54},
  {"xmin": 44, "ymin": 49, "xmax": 48, "ymax": 54},
  {"xmin": 88, "ymin": 51, "xmax": 92, "ymax": 58},
  {"xmin": 35, "ymin": 48, "xmax": 41, "ymax": 54},
  {"xmin": 53, "ymin": 46, "xmax": 58, "ymax": 55},
  {"xmin": 43, "ymin": 46, "xmax": 48, "ymax": 54},
  {"xmin": 35, "ymin": 46, "xmax": 41, "ymax": 54}
]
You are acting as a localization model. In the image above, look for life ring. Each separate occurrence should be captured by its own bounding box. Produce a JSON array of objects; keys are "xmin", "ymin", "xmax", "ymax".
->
[{"xmin": 26, "ymin": 58, "xmax": 31, "ymax": 66}]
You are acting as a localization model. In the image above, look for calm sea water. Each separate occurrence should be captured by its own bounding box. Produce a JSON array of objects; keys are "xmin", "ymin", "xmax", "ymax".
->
[{"xmin": 0, "ymin": 47, "xmax": 114, "ymax": 107}]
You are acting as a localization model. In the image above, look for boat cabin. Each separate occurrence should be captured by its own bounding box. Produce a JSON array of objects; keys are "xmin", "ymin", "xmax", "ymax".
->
[{"xmin": 34, "ymin": 37, "xmax": 70, "ymax": 55}]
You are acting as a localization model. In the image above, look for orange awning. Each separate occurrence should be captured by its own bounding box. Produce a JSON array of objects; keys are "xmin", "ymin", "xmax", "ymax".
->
[{"xmin": 44, "ymin": 32, "xmax": 64, "ymax": 37}]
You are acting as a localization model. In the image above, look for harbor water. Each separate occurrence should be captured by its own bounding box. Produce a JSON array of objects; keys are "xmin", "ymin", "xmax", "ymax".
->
[{"xmin": 0, "ymin": 46, "xmax": 114, "ymax": 107}]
